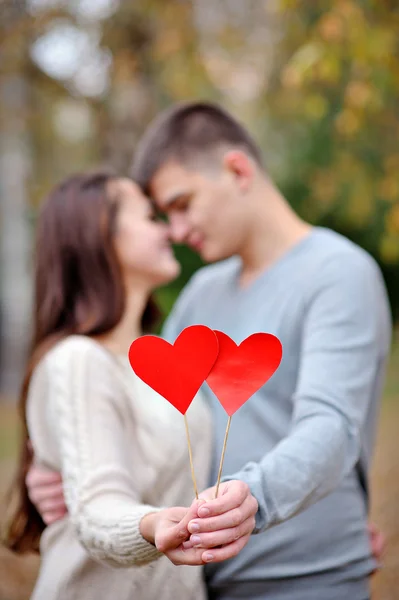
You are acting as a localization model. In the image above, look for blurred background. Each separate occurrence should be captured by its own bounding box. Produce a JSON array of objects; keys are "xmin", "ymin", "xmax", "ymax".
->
[{"xmin": 0, "ymin": 0, "xmax": 398, "ymax": 598}]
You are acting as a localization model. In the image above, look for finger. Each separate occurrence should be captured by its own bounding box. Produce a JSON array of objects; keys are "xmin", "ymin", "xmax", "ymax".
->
[
  {"xmin": 187, "ymin": 516, "xmax": 255, "ymax": 549},
  {"xmin": 43, "ymin": 508, "xmax": 67, "ymax": 525},
  {"xmin": 197, "ymin": 481, "xmax": 249, "ymax": 518},
  {"xmin": 200, "ymin": 534, "xmax": 251, "ymax": 564},
  {"xmin": 174, "ymin": 499, "xmax": 204, "ymax": 536},
  {"xmin": 371, "ymin": 532, "xmax": 386, "ymax": 560},
  {"xmin": 156, "ymin": 501, "xmax": 204, "ymax": 553},
  {"xmin": 189, "ymin": 495, "xmax": 257, "ymax": 534},
  {"xmin": 26, "ymin": 469, "xmax": 62, "ymax": 489},
  {"xmin": 166, "ymin": 545, "xmax": 210, "ymax": 566},
  {"xmin": 28, "ymin": 482, "xmax": 65, "ymax": 504},
  {"xmin": 37, "ymin": 496, "xmax": 68, "ymax": 514},
  {"xmin": 376, "ymin": 533, "xmax": 386, "ymax": 556}
]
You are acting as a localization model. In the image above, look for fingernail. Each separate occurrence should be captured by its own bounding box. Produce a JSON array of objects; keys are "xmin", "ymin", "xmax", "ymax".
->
[
  {"xmin": 182, "ymin": 541, "xmax": 193, "ymax": 549},
  {"xmin": 198, "ymin": 506, "xmax": 210, "ymax": 517},
  {"xmin": 191, "ymin": 535, "xmax": 201, "ymax": 546},
  {"xmin": 189, "ymin": 522, "xmax": 200, "ymax": 533},
  {"xmin": 203, "ymin": 553, "xmax": 214, "ymax": 562}
]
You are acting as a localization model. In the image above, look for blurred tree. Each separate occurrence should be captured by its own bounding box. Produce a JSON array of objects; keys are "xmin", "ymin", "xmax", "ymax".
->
[
  {"xmin": 1, "ymin": 0, "xmax": 398, "ymax": 397},
  {"xmin": 263, "ymin": 0, "xmax": 399, "ymax": 314},
  {"xmin": 0, "ymin": 0, "xmax": 34, "ymax": 398},
  {"xmin": 259, "ymin": 1, "xmax": 399, "ymax": 267}
]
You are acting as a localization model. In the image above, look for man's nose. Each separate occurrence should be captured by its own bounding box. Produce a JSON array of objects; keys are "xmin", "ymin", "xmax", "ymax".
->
[{"xmin": 169, "ymin": 214, "xmax": 190, "ymax": 243}]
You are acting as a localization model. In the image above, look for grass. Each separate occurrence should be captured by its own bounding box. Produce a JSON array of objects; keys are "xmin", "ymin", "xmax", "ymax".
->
[{"xmin": 0, "ymin": 341, "xmax": 398, "ymax": 599}]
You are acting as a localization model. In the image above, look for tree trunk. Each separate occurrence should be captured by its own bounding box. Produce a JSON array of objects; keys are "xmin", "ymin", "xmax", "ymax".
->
[{"xmin": 0, "ymin": 4, "xmax": 33, "ymax": 401}]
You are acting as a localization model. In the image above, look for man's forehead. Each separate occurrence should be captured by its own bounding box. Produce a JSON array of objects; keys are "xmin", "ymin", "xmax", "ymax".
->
[
  {"xmin": 151, "ymin": 160, "xmax": 191, "ymax": 184},
  {"xmin": 149, "ymin": 162, "xmax": 194, "ymax": 206}
]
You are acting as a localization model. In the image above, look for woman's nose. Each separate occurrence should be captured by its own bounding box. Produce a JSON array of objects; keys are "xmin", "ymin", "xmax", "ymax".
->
[{"xmin": 169, "ymin": 214, "xmax": 190, "ymax": 243}]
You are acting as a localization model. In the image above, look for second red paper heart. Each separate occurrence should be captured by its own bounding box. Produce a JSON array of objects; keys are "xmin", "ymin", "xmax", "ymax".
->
[{"xmin": 206, "ymin": 331, "xmax": 283, "ymax": 416}]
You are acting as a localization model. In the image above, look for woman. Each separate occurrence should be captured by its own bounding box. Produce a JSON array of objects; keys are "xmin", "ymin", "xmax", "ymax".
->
[{"xmin": 5, "ymin": 171, "xmax": 255, "ymax": 600}]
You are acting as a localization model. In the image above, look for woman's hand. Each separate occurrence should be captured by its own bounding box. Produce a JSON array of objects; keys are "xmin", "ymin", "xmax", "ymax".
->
[
  {"xmin": 140, "ymin": 501, "xmax": 215, "ymax": 564},
  {"xmin": 140, "ymin": 504, "xmax": 198, "ymax": 550}
]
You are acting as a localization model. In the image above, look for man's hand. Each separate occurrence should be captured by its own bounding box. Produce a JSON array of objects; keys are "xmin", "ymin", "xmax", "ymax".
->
[
  {"xmin": 182, "ymin": 480, "xmax": 258, "ymax": 553},
  {"xmin": 26, "ymin": 465, "xmax": 66, "ymax": 524},
  {"xmin": 152, "ymin": 496, "xmax": 255, "ymax": 565},
  {"xmin": 368, "ymin": 521, "xmax": 385, "ymax": 569}
]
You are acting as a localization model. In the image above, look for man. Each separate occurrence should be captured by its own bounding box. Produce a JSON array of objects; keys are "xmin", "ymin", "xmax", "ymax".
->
[{"xmin": 28, "ymin": 102, "xmax": 390, "ymax": 599}]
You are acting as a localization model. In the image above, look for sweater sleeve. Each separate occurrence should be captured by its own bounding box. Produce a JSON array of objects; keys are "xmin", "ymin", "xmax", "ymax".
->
[
  {"xmin": 222, "ymin": 253, "xmax": 391, "ymax": 533},
  {"xmin": 42, "ymin": 337, "xmax": 163, "ymax": 567}
]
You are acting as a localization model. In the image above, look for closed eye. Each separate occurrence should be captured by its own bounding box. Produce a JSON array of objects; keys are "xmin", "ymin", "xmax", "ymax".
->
[{"xmin": 165, "ymin": 193, "xmax": 192, "ymax": 213}]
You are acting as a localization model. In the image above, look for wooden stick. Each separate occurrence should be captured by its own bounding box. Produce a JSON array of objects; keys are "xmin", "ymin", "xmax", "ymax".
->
[
  {"xmin": 215, "ymin": 416, "xmax": 232, "ymax": 499},
  {"xmin": 184, "ymin": 413, "xmax": 198, "ymax": 499}
]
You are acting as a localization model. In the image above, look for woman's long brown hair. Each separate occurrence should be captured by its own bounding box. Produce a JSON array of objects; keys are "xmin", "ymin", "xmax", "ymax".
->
[{"xmin": 4, "ymin": 170, "xmax": 161, "ymax": 553}]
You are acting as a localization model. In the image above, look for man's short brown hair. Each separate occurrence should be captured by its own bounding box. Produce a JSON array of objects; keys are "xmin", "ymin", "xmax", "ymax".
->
[{"xmin": 131, "ymin": 101, "xmax": 263, "ymax": 194}]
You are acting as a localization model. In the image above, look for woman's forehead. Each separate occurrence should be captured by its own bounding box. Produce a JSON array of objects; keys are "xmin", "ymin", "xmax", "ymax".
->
[{"xmin": 109, "ymin": 177, "xmax": 150, "ymax": 210}]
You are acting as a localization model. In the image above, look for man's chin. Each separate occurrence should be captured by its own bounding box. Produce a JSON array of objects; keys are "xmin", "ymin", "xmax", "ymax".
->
[{"xmin": 200, "ymin": 246, "xmax": 230, "ymax": 264}]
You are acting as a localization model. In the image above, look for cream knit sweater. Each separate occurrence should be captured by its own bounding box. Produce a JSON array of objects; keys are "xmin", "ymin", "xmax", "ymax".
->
[{"xmin": 26, "ymin": 335, "xmax": 213, "ymax": 600}]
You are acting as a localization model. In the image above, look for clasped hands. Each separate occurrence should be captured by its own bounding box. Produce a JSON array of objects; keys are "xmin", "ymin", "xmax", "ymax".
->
[
  {"xmin": 141, "ymin": 481, "xmax": 258, "ymax": 565},
  {"xmin": 27, "ymin": 466, "xmax": 258, "ymax": 566}
]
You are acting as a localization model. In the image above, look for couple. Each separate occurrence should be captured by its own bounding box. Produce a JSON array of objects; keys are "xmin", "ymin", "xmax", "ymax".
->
[{"xmin": 7, "ymin": 102, "xmax": 391, "ymax": 600}]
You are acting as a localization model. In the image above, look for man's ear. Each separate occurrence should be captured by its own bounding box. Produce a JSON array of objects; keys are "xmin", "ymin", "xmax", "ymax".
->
[{"xmin": 223, "ymin": 150, "xmax": 254, "ymax": 192}]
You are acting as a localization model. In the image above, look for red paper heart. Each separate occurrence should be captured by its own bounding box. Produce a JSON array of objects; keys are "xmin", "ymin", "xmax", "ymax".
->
[
  {"xmin": 206, "ymin": 331, "xmax": 283, "ymax": 416},
  {"xmin": 128, "ymin": 325, "xmax": 219, "ymax": 415}
]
